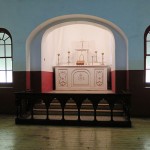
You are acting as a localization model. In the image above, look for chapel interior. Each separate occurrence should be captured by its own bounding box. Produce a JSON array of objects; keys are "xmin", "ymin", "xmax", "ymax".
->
[{"xmin": 0, "ymin": 0, "xmax": 150, "ymax": 149}]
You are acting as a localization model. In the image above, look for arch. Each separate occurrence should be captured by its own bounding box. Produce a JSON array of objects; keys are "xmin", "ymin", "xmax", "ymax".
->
[
  {"xmin": 0, "ymin": 28, "xmax": 13, "ymax": 84},
  {"xmin": 42, "ymin": 22, "xmax": 115, "ymax": 71},
  {"xmin": 26, "ymin": 14, "xmax": 128, "ymax": 92},
  {"xmin": 144, "ymin": 25, "xmax": 150, "ymax": 86}
]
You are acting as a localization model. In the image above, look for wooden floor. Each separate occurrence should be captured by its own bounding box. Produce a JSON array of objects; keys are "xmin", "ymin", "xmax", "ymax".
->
[{"xmin": 0, "ymin": 115, "xmax": 150, "ymax": 150}]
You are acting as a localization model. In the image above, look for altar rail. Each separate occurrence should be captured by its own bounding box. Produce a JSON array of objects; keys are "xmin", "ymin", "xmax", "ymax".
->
[{"xmin": 15, "ymin": 91, "xmax": 131, "ymax": 127}]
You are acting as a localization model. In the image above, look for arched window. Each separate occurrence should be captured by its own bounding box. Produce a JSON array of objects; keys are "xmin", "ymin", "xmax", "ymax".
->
[
  {"xmin": 0, "ymin": 28, "xmax": 13, "ymax": 84},
  {"xmin": 144, "ymin": 26, "xmax": 150, "ymax": 86}
]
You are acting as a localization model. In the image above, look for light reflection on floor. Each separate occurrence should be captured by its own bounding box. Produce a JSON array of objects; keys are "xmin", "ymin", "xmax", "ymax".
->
[{"xmin": 0, "ymin": 115, "xmax": 150, "ymax": 150}]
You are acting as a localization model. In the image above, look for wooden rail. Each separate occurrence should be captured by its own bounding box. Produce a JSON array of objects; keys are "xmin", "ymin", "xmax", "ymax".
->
[{"xmin": 15, "ymin": 91, "xmax": 131, "ymax": 127}]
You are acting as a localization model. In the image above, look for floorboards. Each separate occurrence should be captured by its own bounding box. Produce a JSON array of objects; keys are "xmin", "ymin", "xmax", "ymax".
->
[{"xmin": 0, "ymin": 115, "xmax": 150, "ymax": 150}]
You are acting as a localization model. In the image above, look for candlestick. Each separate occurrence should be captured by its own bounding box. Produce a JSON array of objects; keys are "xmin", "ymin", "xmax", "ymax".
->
[
  {"xmin": 92, "ymin": 56, "xmax": 94, "ymax": 65},
  {"xmin": 67, "ymin": 51, "xmax": 70, "ymax": 65},
  {"xmin": 57, "ymin": 53, "xmax": 60, "ymax": 65},
  {"xmin": 101, "ymin": 52, "xmax": 104, "ymax": 65},
  {"xmin": 95, "ymin": 51, "xmax": 98, "ymax": 63}
]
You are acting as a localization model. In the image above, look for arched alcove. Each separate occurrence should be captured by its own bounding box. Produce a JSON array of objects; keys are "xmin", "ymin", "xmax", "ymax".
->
[
  {"xmin": 42, "ymin": 22, "xmax": 115, "ymax": 72},
  {"xmin": 26, "ymin": 14, "xmax": 128, "ymax": 92}
]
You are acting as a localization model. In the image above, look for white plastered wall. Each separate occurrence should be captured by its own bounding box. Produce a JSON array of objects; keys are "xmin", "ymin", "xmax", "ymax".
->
[
  {"xmin": 41, "ymin": 22, "xmax": 115, "ymax": 72},
  {"xmin": 26, "ymin": 14, "xmax": 128, "ymax": 73}
]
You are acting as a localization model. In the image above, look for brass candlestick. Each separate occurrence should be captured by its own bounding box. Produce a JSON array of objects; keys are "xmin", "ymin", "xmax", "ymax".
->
[
  {"xmin": 101, "ymin": 52, "xmax": 104, "ymax": 65},
  {"xmin": 57, "ymin": 53, "xmax": 60, "ymax": 65},
  {"xmin": 92, "ymin": 56, "xmax": 94, "ymax": 65},
  {"xmin": 67, "ymin": 51, "xmax": 70, "ymax": 65},
  {"xmin": 95, "ymin": 51, "xmax": 98, "ymax": 63}
]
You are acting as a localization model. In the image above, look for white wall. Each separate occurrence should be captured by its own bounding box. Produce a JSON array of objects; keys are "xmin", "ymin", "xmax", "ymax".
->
[
  {"xmin": 26, "ymin": 15, "xmax": 127, "ymax": 72},
  {"xmin": 41, "ymin": 22, "xmax": 115, "ymax": 72}
]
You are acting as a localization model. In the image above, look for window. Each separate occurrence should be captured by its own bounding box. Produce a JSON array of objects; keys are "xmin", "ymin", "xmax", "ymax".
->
[
  {"xmin": 0, "ymin": 28, "xmax": 13, "ymax": 83},
  {"xmin": 146, "ymin": 32, "xmax": 150, "ymax": 83}
]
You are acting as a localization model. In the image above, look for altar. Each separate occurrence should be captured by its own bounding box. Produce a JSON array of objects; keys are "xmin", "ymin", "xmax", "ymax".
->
[
  {"xmin": 54, "ymin": 41, "xmax": 111, "ymax": 91},
  {"xmin": 54, "ymin": 65, "xmax": 109, "ymax": 90}
]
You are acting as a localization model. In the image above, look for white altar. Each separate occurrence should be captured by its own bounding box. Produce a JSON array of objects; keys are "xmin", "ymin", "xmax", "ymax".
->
[
  {"xmin": 54, "ymin": 41, "xmax": 111, "ymax": 91},
  {"xmin": 54, "ymin": 65, "xmax": 109, "ymax": 91}
]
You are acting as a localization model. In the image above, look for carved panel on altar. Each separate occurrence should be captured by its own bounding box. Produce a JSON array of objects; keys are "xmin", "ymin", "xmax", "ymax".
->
[
  {"xmin": 58, "ymin": 69, "xmax": 68, "ymax": 87},
  {"xmin": 54, "ymin": 66, "xmax": 108, "ymax": 90},
  {"xmin": 72, "ymin": 70, "xmax": 90, "ymax": 87},
  {"xmin": 95, "ymin": 69, "xmax": 104, "ymax": 87}
]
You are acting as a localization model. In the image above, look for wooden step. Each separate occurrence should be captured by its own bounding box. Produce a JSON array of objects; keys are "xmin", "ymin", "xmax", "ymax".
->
[
  {"xmin": 34, "ymin": 103, "xmax": 123, "ymax": 110},
  {"xmin": 33, "ymin": 100, "xmax": 124, "ymax": 117},
  {"xmin": 33, "ymin": 108, "xmax": 124, "ymax": 116}
]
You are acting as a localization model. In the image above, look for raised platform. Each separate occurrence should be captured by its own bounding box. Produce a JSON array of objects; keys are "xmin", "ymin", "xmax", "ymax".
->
[
  {"xmin": 15, "ymin": 90, "xmax": 131, "ymax": 127},
  {"xmin": 49, "ymin": 90, "xmax": 114, "ymax": 94}
]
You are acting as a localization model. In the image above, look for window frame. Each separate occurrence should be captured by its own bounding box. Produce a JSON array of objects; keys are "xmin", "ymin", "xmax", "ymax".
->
[
  {"xmin": 144, "ymin": 26, "xmax": 150, "ymax": 87},
  {"xmin": 0, "ymin": 28, "xmax": 13, "ymax": 87}
]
